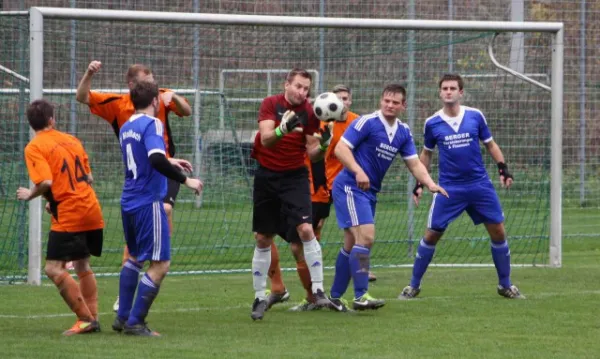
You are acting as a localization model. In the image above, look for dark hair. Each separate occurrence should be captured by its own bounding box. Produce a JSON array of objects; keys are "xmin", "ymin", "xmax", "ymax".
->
[
  {"xmin": 130, "ymin": 81, "xmax": 159, "ymax": 110},
  {"xmin": 126, "ymin": 64, "xmax": 152, "ymax": 84},
  {"xmin": 286, "ymin": 68, "xmax": 312, "ymax": 85},
  {"xmin": 438, "ymin": 73, "xmax": 464, "ymax": 90},
  {"xmin": 381, "ymin": 83, "xmax": 407, "ymax": 100},
  {"xmin": 26, "ymin": 99, "xmax": 54, "ymax": 131},
  {"xmin": 332, "ymin": 84, "xmax": 351, "ymax": 95}
]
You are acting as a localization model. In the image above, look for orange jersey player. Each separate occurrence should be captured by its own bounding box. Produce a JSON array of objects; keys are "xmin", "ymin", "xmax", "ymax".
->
[
  {"xmin": 17, "ymin": 99, "xmax": 104, "ymax": 335},
  {"xmin": 76, "ymin": 60, "xmax": 192, "ymax": 313}
]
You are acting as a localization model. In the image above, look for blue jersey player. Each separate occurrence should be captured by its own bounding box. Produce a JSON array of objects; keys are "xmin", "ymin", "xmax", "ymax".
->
[
  {"xmin": 399, "ymin": 73, "xmax": 524, "ymax": 300},
  {"xmin": 112, "ymin": 81, "xmax": 203, "ymax": 336},
  {"xmin": 328, "ymin": 84, "xmax": 447, "ymax": 312}
]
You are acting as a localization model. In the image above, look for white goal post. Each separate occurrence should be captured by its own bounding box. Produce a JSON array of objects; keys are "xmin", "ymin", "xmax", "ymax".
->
[{"xmin": 27, "ymin": 7, "xmax": 564, "ymax": 285}]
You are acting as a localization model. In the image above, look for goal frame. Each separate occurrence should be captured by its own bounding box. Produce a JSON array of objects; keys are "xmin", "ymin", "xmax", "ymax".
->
[{"xmin": 27, "ymin": 7, "xmax": 564, "ymax": 284}]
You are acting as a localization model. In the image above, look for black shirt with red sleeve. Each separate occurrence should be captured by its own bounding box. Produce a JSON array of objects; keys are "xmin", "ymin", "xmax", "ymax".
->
[{"xmin": 252, "ymin": 93, "xmax": 319, "ymax": 172}]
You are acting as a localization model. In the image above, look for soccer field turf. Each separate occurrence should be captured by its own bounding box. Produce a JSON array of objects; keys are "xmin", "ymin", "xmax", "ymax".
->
[{"xmin": 1, "ymin": 237, "xmax": 599, "ymax": 359}]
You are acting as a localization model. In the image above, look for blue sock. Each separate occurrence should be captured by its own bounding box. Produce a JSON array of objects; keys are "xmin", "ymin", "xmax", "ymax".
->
[
  {"xmin": 349, "ymin": 245, "xmax": 370, "ymax": 299},
  {"xmin": 330, "ymin": 248, "xmax": 351, "ymax": 298},
  {"xmin": 127, "ymin": 273, "xmax": 160, "ymax": 326},
  {"xmin": 117, "ymin": 259, "xmax": 142, "ymax": 321},
  {"xmin": 491, "ymin": 240, "xmax": 512, "ymax": 288},
  {"xmin": 410, "ymin": 238, "xmax": 436, "ymax": 289}
]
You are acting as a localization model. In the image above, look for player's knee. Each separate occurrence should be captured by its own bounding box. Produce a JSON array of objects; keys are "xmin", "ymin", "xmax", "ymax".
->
[
  {"xmin": 44, "ymin": 261, "xmax": 64, "ymax": 280},
  {"xmin": 488, "ymin": 223, "xmax": 506, "ymax": 242},
  {"xmin": 163, "ymin": 203, "xmax": 173, "ymax": 217},
  {"xmin": 73, "ymin": 258, "xmax": 91, "ymax": 274},
  {"xmin": 356, "ymin": 235, "xmax": 375, "ymax": 248},
  {"xmin": 148, "ymin": 260, "xmax": 170, "ymax": 283},
  {"xmin": 296, "ymin": 223, "xmax": 314, "ymax": 241},
  {"xmin": 424, "ymin": 229, "xmax": 444, "ymax": 244},
  {"xmin": 254, "ymin": 233, "xmax": 273, "ymax": 248}
]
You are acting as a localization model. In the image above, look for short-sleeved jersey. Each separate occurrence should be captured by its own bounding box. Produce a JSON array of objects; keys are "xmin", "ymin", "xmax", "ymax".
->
[
  {"xmin": 24, "ymin": 129, "xmax": 104, "ymax": 232},
  {"xmin": 119, "ymin": 114, "xmax": 168, "ymax": 212},
  {"xmin": 252, "ymin": 93, "xmax": 320, "ymax": 172},
  {"xmin": 336, "ymin": 111, "xmax": 418, "ymax": 196},
  {"xmin": 88, "ymin": 88, "xmax": 188, "ymax": 157},
  {"xmin": 423, "ymin": 106, "xmax": 492, "ymax": 185},
  {"xmin": 306, "ymin": 111, "xmax": 360, "ymax": 203}
]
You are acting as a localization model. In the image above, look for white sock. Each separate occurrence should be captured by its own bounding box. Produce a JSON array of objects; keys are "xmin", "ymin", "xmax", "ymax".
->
[
  {"xmin": 302, "ymin": 237, "xmax": 324, "ymax": 292},
  {"xmin": 252, "ymin": 246, "xmax": 271, "ymax": 299}
]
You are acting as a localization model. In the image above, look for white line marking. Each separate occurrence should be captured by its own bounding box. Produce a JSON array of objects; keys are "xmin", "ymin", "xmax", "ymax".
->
[{"xmin": 2, "ymin": 290, "xmax": 599, "ymax": 319}]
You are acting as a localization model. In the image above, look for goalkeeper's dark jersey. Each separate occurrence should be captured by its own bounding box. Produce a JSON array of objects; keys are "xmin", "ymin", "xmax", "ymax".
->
[{"xmin": 252, "ymin": 93, "xmax": 319, "ymax": 172}]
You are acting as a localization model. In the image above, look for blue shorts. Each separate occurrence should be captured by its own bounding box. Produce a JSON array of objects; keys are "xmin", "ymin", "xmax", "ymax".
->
[
  {"xmin": 428, "ymin": 179, "xmax": 504, "ymax": 232},
  {"xmin": 121, "ymin": 201, "xmax": 170, "ymax": 262},
  {"xmin": 332, "ymin": 181, "xmax": 376, "ymax": 229}
]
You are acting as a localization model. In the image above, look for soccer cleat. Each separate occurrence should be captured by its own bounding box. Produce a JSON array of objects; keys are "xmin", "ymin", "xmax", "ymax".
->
[
  {"xmin": 368, "ymin": 271, "xmax": 377, "ymax": 282},
  {"xmin": 112, "ymin": 316, "xmax": 126, "ymax": 332},
  {"xmin": 398, "ymin": 285, "xmax": 421, "ymax": 300},
  {"xmin": 113, "ymin": 296, "xmax": 119, "ymax": 312},
  {"xmin": 328, "ymin": 297, "xmax": 352, "ymax": 312},
  {"xmin": 497, "ymin": 285, "xmax": 526, "ymax": 299},
  {"xmin": 352, "ymin": 293, "xmax": 386, "ymax": 311},
  {"xmin": 288, "ymin": 298, "xmax": 319, "ymax": 312},
  {"xmin": 123, "ymin": 323, "xmax": 160, "ymax": 337},
  {"xmin": 266, "ymin": 289, "xmax": 290, "ymax": 310},
  {"xmin": 250, "ymin": 298, "xmax": 268, "ymax": 321},
  {"xmin": 91, "ymin": 320, "xmax": 101, "ymax": 333},
  {"xmin": 62, "ymin": 320, "xmax": 96, "ymax": 336},
  {"xmin": 312, "ymin": 289, "xmax": 333, "ymax": 308}
]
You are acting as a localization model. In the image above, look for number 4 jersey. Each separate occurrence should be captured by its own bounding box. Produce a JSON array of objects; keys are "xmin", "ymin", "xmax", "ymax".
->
[
  {"xmin": 24, "ymin": 129, "xmax": 104, "ymax": 232},
  {"xmin": 119, "ymin": 113, "xmax": 167, "ymax": 212}
]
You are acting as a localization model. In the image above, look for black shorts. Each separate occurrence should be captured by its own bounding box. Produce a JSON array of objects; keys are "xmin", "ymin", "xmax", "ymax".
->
[
  {"xmin": 46, "ymin": 229, "xmax": 103, "ymax": 261},
  {"xmin": 311, "ymin": 201, "xmax": 332, "ymax": 228},
  {"xmin": 253, "ymin": 166, "xmax": 312, "ymax": 241},
  {"xmin": 163, "ymin": 178, "xmax": 181, "ymax": 207},
  {"xmin": 279, "ymin": 201, "xmax": 331, "ymax": 243}
]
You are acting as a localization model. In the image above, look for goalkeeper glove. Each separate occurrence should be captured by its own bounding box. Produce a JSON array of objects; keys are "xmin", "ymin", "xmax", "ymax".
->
[
  {"xmin": 275, "ymin": 110, "xmax": 302, "ymax": 137},
  {"xmin": 314, "ymin": 122, "xmax": 333, "ymax": 151},
  {"xmin": 497, "ymin": 162, "xmax": 513, "ymax": 181},
  {"xmin": 412, "ymin": 181, "xmax": 424, "ymax": 196}
]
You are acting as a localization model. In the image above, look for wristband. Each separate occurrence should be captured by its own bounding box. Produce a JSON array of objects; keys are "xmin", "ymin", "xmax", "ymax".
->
[
  {"xmin": 319, "ymin": 144, "xmax": 328, "ymax": 152},
  {"xmin": 275, "ymin": 127, "xmax": 283, "ymax": 138}
]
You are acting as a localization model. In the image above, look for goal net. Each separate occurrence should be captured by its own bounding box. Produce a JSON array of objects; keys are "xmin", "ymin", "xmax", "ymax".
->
[{"xmin": 0, "ymin": 9, "xmax": 562, "ymax": 282}]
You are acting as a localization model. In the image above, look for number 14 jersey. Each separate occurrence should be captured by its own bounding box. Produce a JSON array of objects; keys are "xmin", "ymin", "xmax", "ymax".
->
[
  {"xmin": 24, "ymin": 129, "xmax": 104, "ymax": 232},
  {"xmin": 119, "ymin": 113, "xmax": 167, "ymax": 212}
]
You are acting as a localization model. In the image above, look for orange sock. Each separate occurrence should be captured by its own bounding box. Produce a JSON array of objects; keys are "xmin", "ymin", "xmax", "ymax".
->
[
  {"xmin": 78, "ymin": 270, "xmax": 98, "ymax": 320},
  {"xmin": 52, "ymin": 272, "xmax": 93, "ymax": 322},
  {"xmin": 121, "ymin": 246, "xmax": 130, "ymax": 267},
  {"xmin": 296, "ymin": 260, "xmax": 314, "ymax": 302},
  {"xmin": 268, "ymin": 242, "xmax": 286, "ymax": 294}
]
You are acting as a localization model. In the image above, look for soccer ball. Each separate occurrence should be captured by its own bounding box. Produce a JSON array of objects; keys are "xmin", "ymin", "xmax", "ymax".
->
[{"xmin": 313, "ymin": 92, "xmax": 343, "ymax": 122}]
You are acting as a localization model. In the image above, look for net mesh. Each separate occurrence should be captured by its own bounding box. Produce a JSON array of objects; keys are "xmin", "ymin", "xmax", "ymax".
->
[{"xmin": 1, "ymin": 13, "xmax": 556, "ymax": 280}]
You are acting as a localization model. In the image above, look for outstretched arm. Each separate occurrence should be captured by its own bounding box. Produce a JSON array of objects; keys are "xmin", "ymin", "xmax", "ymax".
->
[{"xmin": 76, "ymin": 60, "xmax": 102, "ymax": 105}]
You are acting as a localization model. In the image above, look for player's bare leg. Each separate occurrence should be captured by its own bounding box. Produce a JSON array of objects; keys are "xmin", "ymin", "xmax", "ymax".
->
[
  {"xmin": 266, "ymin": 242, "xmax": 290, "ymax": 309},
  {"xmin": 486, "ymin": 222, "xmax": 525, "ymax": 299},
  {"xmin": 45, "ymin": 260, "xmax": 96, "ymax": 335}
]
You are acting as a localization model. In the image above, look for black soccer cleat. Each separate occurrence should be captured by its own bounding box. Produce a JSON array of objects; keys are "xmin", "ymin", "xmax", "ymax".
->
[{"xmin": 251, "ymin": 298, "xmax": 268, "ymax": 321}]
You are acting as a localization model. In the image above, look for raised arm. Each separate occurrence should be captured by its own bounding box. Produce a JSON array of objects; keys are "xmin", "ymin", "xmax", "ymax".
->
[{"xmin": 76, "ymin": 60, "xmax": 102, "ymax": 105}]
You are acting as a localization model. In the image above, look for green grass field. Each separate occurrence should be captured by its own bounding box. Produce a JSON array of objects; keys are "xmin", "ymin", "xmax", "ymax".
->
[{"xmin": 1, "ymin": 236, "xmax": 599, "ymax": 358}]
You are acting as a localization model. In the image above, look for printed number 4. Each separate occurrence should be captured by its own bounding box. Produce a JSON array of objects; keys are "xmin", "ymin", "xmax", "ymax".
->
[{"xmin": 126, "ymin": 143, "xmax": 138, "ymax": 179}]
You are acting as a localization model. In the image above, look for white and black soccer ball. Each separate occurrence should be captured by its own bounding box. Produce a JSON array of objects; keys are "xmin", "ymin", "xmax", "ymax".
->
[{"xmin": 313, "ymin": 92, "xmax": 343, "ymax": 122}]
